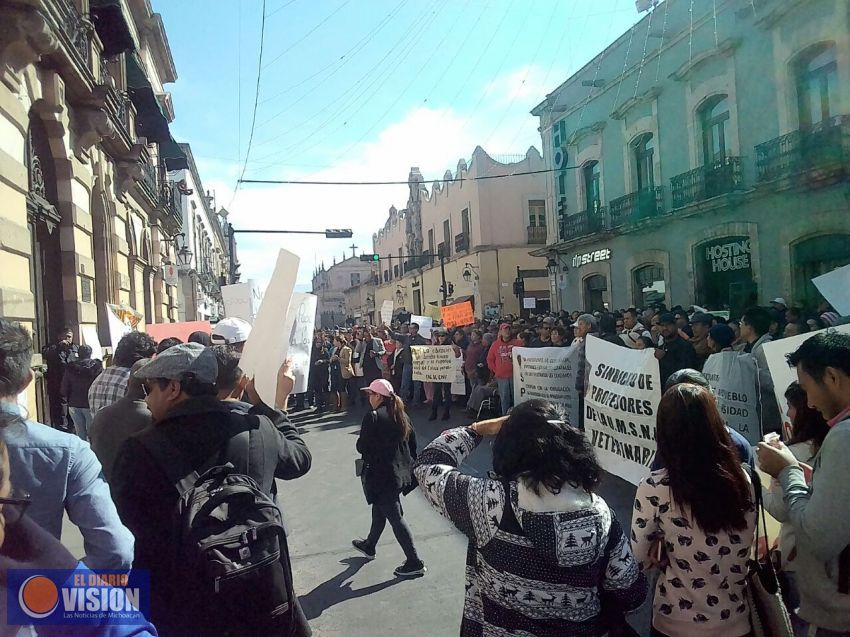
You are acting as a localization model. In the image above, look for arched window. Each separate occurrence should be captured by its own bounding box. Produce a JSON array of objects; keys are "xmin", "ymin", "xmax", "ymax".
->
[
  {"xmin": 633, "ymin": 264, "xmax": 666, "ymax": 307},
  {"xmin": 793, "ymin": 234, "xmax": 850, "ymax": 306},
  {"xmin": 699, "ymin": 95, "xmax": 729, "ymax": 165},
  {"xmin": 583, "ymin": 274, "xmax": 608, "ymax": 313},
  {"xmin": 632, "ymin": 133, "xmax": 655, "ymax": 191},
  {"xmin": 582, "ymin": 161, "xmax": 601, "ymax": 212},
  {"xmin": 795, "ymin": 43, "xmax": 838, "ymax": 128}
]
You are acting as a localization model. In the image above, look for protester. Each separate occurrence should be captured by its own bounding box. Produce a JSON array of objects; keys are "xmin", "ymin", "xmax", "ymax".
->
[
  {"xmin": 156, "ymin": 336, "xmax": 183, "ymax": 354},
  {"xmin": 632, "ymin": 384, "xmax": 756, "ymax": 637},
  {"xmin": 0, "ymin": 427, "xmax": 158, "ymax": 637},
  {"xmin": 0, "ymin": 319, "xmax": 133, "ymax": 570},
  {"xmin": 530, "ymin": 317, "xmax": 554, "ymax": 347},
  {"xmin": 187, "ymin": 331, "xmax": 213, "ymax": 347},
  {"xmin": 414, "ymin": 399, "xmax": 646, "ymax": 634},
  {"xmin": 210, "ymin": 316, "xmax": 251, "ymax": 351},
  {"xmin": 41, "ymin": 326, "xmax": 78, "ymax": 430},
  {"xmin": 357, "ymin": 327, "xmax": 386, "ymax": 401},
  {"xmin": 60, "ymin": 344, "xmax": 102, "ymax": 441},
  {"xmin": 111, "ymin": 343, "xmax": 312, "ymax": 636},
  {"xmin": 655, "ymin": 313, "xmax": 699, "ymax": 383},
  {"xmin": 463, "ymin": 329, "xmax": 484, "ymax": 387},
  {"xmin": 334, "ymin": 334, "xmax": 355, "ymax": 408},
  {"xmin": 88, "ymin": 331, "xmax": 157, "ymax": 414},
  {"xmin": 550, "ymin": 325, "xmax": 568, "ymax": 346},
  {"xmin": 740, "ymin": 306, "xmax": 782, "ymax": 435},
  {"xmin": 390, "ymin": 321, "xmax": 428, "ymax": 407},
  {"xmin": 352, "ymin": 379, "xmax": 423, "ymax": 578},
  {"xmin": 486, "ymin": 323, "xmax": 523, "ymax": 415},
  {"xmin": 689, "ymin": 312, "xmax": 714, "ymax": 369},
  {"xmin": 428, "ymin": 328, "xmax": 458, "ymax": 421},
  {"xmin": 572, "ymin": 313, "xmax": 598, "ymax": 419},
  {"xmin": 783, "ymin": 321, "xmax": 805, "ymax": 338},
  {"xmin": 597, "ymin": 314, "xmax": 625, "ymax": 346},
  {"xmin": 89, "ymin": 359, "xmax": 152, "ymax": 485},
  {"xmin": 707, "ymin": 323, "xmax": 736, "ymax": 353},
  {"xmin": 308, "ymin": 334, "xmax": 330, "ymax": 413},
  {"xmin": 756, "ymin": 332, "xmax": 850, "ymax": 635}
]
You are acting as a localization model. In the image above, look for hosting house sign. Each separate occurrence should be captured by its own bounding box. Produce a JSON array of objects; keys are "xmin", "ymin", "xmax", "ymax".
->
[
  {"xmin": 705, "ymin": 239, "xmax": 750, "ymax": 272},
  {"xmin": 572, "ymin": 248, "xmax": 612, "ymax": 268}
]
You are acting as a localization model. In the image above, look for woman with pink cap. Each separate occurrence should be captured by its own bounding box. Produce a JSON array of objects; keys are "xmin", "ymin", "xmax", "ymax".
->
[{"xmin": 352, "ymin": 378, "xmax": 425, "ymax": 578}]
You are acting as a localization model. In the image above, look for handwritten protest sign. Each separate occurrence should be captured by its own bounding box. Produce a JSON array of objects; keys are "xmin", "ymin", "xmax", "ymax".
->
[
  {"xmin": 703, "ymin": 351, "xmax": 760, "ymax": 444},
  {"xmin": 240, "ymin": 250, "xmax": 299, "ymax": 406},
  {"xmin": 512, "ymin": 346, "xmax": 581, "ymax": 428},
  {"xmin": 585, "ymin": 337, "xmax": 661, "ymax": 485},
  {"xmin": 283, "ymin": 293, "xmax": 317, "ymax": 394},
  {"xmin": 409, "ymin": 315, "xmax": 433, "ymax": 339},
  {"xmin": 380, "ymin": 300, "xmax": 393, "ymax": 326},
  {"xmin": 441, "ymin": 301, "xmax": 474, "ymax": 328},
  {"xmin": 411, "ymin": 345, "xmax": 454, "ymax": 382},
  {"xmin": 221, "ymin": 280, "xmax": 264, "ymax": 324}
]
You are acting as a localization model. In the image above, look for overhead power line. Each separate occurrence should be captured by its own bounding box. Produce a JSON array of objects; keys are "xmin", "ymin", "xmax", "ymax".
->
[{"xmin": 261, "ymin": 0, "xmax": 352, "ymax": 70}]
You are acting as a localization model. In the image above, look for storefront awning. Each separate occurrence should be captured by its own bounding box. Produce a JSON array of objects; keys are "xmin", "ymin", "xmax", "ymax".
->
[
  {"xmin": 90, "ymin": 0, "xmax": 135, "ymax": 57},
  {"xmin": 159, "ymin": 137, "xmax": 188, "ymax": 171}
]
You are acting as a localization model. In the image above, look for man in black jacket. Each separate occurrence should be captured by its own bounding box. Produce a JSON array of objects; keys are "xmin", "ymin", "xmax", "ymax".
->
[
  {"xmin": 42, "ymin": 326, "xmax": 78, "ymax": 430},
  {"xmin": 655, "ymin": 313, "xmax": 699, "ymax": 383},
  {"xmin": 111, "ymin": 343, "xmax": 312, "ymax": 636}
]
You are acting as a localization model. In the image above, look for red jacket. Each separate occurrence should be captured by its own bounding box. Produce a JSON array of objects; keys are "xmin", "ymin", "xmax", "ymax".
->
[{"xmin": 487, "ymin": 337, "xmax": 523, "ymax": 379}]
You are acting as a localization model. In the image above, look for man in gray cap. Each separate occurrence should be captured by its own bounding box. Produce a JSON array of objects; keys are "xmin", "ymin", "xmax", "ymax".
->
[
  {"xmin": 570, "ymin": 314, "xmax": 598, "ymax": 429},
  {"xmin": 111, "ymin": 343, "xmax": 312, "ymax": 636},
  {"xmin": 689, "ymin": 312, "xmax": 714, "ymax": 370}
]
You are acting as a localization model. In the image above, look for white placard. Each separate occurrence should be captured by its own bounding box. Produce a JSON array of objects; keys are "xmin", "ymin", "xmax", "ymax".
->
[
  {"xmin": 284, "ymin": 293, "xmax": 318, "ymax": 394},
  {"xmin": 239, "ymin": 250, "xmax": 300, "ymax": 406},
  {"xmin": 221, "ymin": 280, "xmax": 264, "ymax": 325},
  {"xmin": 411, "ymin": 345, "xmax": 454, "ymax": 382},
  {"xmin": 522, "ymin": 297, "xmax": 537, "ymax": 309},
  {"xmin": 512, "ymin": 346, "xmax": 581, "ymax": 428},
  {"xmin": 451, "ymin": 356, "xmax": 465, "ymax": 395},
  {"xmin": 584, "ymin": 337, "xmax": 661, "ymax": 485},
  {"xmin": 80, "ymin": 326, "xmax": 103, "ymax": 361},
  {"xmin": 812, "ymin": 265, "xmax": 850, "ymax": 316},
  {"xmin": 409, "ymin": 315, "xmax": 432, "ymax": 339},
  {"xmin": 380, "ymin": 300, "xmax": 393, "ymax": 326},
  {"xmin": 703, "ymin": 351, "xmax": 760, "ymax": 445},
  {"xmin": 106, "ymin": 304, "xmax": 132, "ymax": 351}
]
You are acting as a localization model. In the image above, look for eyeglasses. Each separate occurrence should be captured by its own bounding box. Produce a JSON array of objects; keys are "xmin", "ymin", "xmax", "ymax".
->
[
  {"xmin": 140, "ymin": 383, "xmax": 150, "ymax": 397},
  {"xmin": 0, "ymin": 493, "xmax": 32, "ymax": 525}
]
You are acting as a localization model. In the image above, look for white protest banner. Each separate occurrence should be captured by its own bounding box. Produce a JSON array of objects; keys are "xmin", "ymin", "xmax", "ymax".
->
[
  {"xmin": 380, "ymin": 300, "xmax": 393, "ymax": 326},
  {"xmin": 812, "ymin": 264, "xmax": 850, "ymax": 316},
  {"xmin": 703, "ymin": 351, "xmax": 760, "ymax": 445},
  {"xmin": 409, "ymin": 315, "xmax": 432, "ymax": 339},
  {"xmin": 239, "ymin": 250, "xmax": 299, "ymax": 406},
  {"xmin": 80, "ymin": 325, "xmax": 103, "ymax": 361},
  {"xmin": 411, "ymin": 345, "xmax": 454, "ymax": 382},
  {"xmin": 585, "ymin": 337, "xmax": 661, "ymax": 485},
  {"xmin": 762, "ymin": 324, "xmax": 850, "ymax": 426},
  {"xmin": 451, "ymin": 356, "xmax": 465, "ymax": 395},
  {"xmin": 284, "ymin": 293, "xmax": 318, "ymax": 394},
  {"xmin": 106, "ymin": 303, "xmax": 140, "ymax": 351},
  {"xmin": 512, "ymin": 346, "xmax": 581, "ymax": 428}
]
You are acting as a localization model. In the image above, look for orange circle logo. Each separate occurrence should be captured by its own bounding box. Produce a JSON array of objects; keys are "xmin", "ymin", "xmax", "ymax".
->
[{"xmin": 19, "ymin": 575, "xmax": 59, "ymax": 619}]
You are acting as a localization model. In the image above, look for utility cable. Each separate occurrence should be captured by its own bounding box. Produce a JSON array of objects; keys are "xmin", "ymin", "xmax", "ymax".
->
[{"xmin": 261, "ymin": 0, "xmax": 352, "ymax": 71}]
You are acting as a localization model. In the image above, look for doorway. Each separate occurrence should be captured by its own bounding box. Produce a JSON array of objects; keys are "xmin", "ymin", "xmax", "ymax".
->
[{"xmin": 583, "ymin": 275, "xmax": 608, "ymax": 313}]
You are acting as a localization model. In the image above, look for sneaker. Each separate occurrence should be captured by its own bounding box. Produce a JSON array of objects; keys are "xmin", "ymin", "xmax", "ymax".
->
[
  {"xmin": 394, "ymin": 560, "xmax": 426, "ymax": 578},
  {"xmin": 351, "ymin": 539, "xmax": 375, "ymax": 560}
]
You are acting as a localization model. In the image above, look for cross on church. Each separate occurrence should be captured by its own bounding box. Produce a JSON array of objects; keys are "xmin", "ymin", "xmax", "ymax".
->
[{"xmin": 349, "ymin": 243, "xmax": 358, "ymax": 259}]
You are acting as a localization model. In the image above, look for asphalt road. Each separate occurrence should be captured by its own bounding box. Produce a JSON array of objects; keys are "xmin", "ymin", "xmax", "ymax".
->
[{"xmin": 61, "ymin": 399, "xmax": 653, "ymax": 636}]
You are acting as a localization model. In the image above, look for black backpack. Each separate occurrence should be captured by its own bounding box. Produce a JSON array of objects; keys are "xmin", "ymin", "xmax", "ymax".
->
[{"xmin": 140, "ymin": 431, "xmax": 296, "ymax": 635}]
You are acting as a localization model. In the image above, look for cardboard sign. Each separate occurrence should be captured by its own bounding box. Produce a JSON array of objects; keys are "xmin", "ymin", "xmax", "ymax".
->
[
  {"xmin": 703, "ymin": 351, "xmax": 760, "ymax": 445},
  {"xmin": 812, "ymin": 264, "xmax": 850, "ymax": 316},
  {"xmin": 380, "ymin": 300, "xmax": 393, "ymax": 326},
  {"xmin": 283, "ymin": 293, "xmax": 318, "ymax": 394},
  {"xmin": 584, "ymin": 337, "xmax": 661, "ymax": 485},
  {"xmin": 221, "ymin": 280, "xmax": 264, "ymax": 325},
  {"xmin": 512, "ymin": 346, "xmax": 581, "ymax": 428},
  {"xmin": 411, "ymin": 345, "xmax": 454, "ymax": 382},
  {"xmin": 239, "ymin": 250, "xmax": 299, "ymax": 406},
  {"xmin": 409, "ymin": 315, "xmax": 433, "ymax": 339},
  {"xmin": 146, "ymin": 321, "xmax": 211, "ymax": 345},
  {"xmin": 451, "ymin": 356, "xmax": 465, "ymax": 395},
  {"xmin": 441, "ymin": 301, "xmax": 474, "ymax": 328},
  {"xmin": 80, "ymin": 325, "xmax": 103, "ymax": 361}
]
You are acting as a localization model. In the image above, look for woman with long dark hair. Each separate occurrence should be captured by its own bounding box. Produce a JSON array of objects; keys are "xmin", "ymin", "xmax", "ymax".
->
[
  {"xmin": 352, "ymin": 379, "xmax": 424, "ymax": 578},
  {"xmin": 631, "ymin": 384, "xmax": 756, "ymax": 637},
  {"xmin": 414, "ymin": 399, "xmax": 646, "ymax": 635}
]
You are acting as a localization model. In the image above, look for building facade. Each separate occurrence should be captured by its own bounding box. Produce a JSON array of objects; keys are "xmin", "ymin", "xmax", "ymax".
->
[
  {"xmin": 311, "ymin": 255, "xmax": 376, "ymax": 328},
  {"xmin": 0, "ymin": 0, "xmax": 198, "ymax": 418},
  {"xmin": 532, "ymin": 0, "xmax": 850, "ymax": 316},
  {"xmin": 372, "ymin": 147, "xmax": 550, "ymax": 321}
]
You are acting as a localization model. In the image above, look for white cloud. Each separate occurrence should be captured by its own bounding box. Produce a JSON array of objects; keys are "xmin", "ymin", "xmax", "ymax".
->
[{"xmin": 482, "ymin": 64, "xmax": 560, "ymax": 105}]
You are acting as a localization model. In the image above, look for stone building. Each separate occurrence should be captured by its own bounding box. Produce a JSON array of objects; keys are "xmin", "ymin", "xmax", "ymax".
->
[
  {"xmin": 0, "ymin": 0, "xmax": 203, "ymax": 417},
  {"xmin": 311, "ymin": 255, "xmax": 376, "ymax": 328},
  {"xmin": 372, "ymin": 148, "xmax": 550, "ymax": 320},
  {"xmin": 532, "ymin": 0, "xmax": 850, "ymax": 315}
]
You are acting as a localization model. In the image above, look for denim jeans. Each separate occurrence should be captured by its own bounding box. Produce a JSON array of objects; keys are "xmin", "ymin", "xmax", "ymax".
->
[
  {"xmin": 401, "ymin": 362, "xmax": 423, "ymax": 404},
  {"xmin": 68, "ymin": 407, "xmax": 92, "ymax": 441},
  {"xmin": 365, "ymin": 500, "xmax": 419, "ymax": 562},
  {"xmin": 496, "ymin": 378, "xmax": 513, "ymax": 415}
]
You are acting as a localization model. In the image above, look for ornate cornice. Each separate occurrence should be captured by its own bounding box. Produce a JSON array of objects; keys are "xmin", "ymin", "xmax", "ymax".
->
[
  {"xmin": 669, "ymin": 38, "xmax": 741, "ymax": 82},
  {"xmin": 567, "ymin": 121, "xmax": 607, "ymax": 146},
  {"xmin": 610, "ymin": 85, "xmax": 662, "ymax": 120}
]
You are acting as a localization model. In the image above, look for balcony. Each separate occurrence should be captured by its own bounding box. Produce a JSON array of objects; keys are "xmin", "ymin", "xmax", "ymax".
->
[
  {"xmin": 138, "ymin": 156, "xmax": 159, "ymax": 204},
  {"xmin": 403, "ymin": 254, "xmax": 431, "ymax": 271},
  {"xmin": 527, "ymin": 225, "xmax": 547, "ymax": 244},
  {"xmin": 670, "ymin": 157, "xmax": 744, "ymax": 208},
  {"xmin": 609, "ymin": 187, "xmax": 664, "ymax": 227},
  {"xmin": 755, "ymin": 115, "xmax": 850, "ymax": 183},
  {"xmin": 161, "ymin": 181, "xmax": 182, "ymax": 230},
  {"xmin": 53, "ymin": 0, "xmax": 93, "ymax": 69},
  {"xmin": 558, "ymin": 208, "xmax": 608, "ymax": 242},
  {"xmin": 454, "ymin": 232, "xmax": 469, "ymax": 253}
]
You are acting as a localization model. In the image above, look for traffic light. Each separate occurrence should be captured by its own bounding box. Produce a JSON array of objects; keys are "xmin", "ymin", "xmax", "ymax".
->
[
  {"xmin": 447, "ymin": 282, "xmax": 454, "ymax": 295},
  {"xmin": 359, "ymin": 254, "xmax": 380, "ymax": 262},
  {"xmin": 324, "ymin": 229, "xmax": 353, "ymax": 238},
  {"xmin": 513, "ymin": 278, "xmax": 525, "ymax": 297}
]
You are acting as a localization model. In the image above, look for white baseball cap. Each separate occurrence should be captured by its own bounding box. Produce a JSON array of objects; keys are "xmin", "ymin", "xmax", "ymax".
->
[
  {"xmin": 771, "ymin": 297, "xmax": 787, "ymax": 307},
  {"xmin": 211, "ymin": 317, "xmax": 252, "ymax": 345}
]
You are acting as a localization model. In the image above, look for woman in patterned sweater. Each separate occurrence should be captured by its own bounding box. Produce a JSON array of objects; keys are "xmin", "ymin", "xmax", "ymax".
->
[
  {"xmin": 631, "ymin": 384, "xmax": 756, "ymax": 637},
  {"xmin": 414, "ymin": 399, "xmax": 646, "ymax": 636}
]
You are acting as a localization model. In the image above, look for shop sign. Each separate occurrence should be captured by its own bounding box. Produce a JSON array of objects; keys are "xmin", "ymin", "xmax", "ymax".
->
[
  {"xmin": 572, "ymin": 248, "xmax": 611, "ymax": 268},
  {"xmin": 705, "ymin": 239, "xmax": 750, "ymax": 273}
]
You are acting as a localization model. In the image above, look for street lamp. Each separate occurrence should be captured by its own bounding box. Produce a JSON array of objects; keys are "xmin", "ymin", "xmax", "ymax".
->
[
  {"xmin": 462, "ymin": 262, "xmax": 479, "ymax": 282},
  {"xmin": 173, "ymin": 233, "xmax": 193, "ymax": 268},
  {"xmin": 546, "ymin": 256, "xmax": 559, "ymax": 276}
]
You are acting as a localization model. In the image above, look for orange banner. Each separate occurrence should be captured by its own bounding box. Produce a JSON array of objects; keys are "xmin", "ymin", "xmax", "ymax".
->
[{"xmin": 440, "ymin": 301, "xmax": 474, "ymax": 328}]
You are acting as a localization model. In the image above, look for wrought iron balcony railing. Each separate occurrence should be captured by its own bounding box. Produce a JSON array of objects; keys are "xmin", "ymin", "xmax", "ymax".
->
[
  {"xmin": 755, "ymin": 115, "xmax": 850, "ymax": 182},
  {"xmin": 527, "ymin": 225, "xmax": 547, "ymax": 244},
  {"xmin": 138, "ymin": 157, "xmax": 159, "ymax": 203},
  {"xmin": 54, "ymin": 0, "xmax": 92, "ymax": 66},
  {"xmin": 609, "ymin": 187, "xmax": 664, "ymax": 227},
  {"xmin": 558, "ymin": 208, "xmax": 608, "ymax": 242},
  {"xmin": 670, "ymin": 156, "xmax": 744, "ymax": 208}
]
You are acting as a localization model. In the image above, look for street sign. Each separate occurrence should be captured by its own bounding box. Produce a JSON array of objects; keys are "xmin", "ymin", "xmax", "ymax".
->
[{"xmin": 163, "ymin": 263, "xmax": 178, "ymax": 286}]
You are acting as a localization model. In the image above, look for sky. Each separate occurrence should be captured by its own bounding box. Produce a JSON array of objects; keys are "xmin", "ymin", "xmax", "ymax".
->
[{"xmin": 153, "ymin": 0, "xmax": 644, "ymax": 291}]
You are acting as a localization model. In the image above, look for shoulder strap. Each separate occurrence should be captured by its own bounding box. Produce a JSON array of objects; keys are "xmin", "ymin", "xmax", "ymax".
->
[{"xmin": 743, "ymin": 463, "xmax": 769, "ymax": 558}]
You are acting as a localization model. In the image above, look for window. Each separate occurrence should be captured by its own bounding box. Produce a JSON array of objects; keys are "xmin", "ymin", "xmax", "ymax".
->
[
  {"xmin": 383, "ymin": 270, "xmax": 389, "ymax": 282},
  {"xmin": 428, "ymin": 229, "xmax": 435, "ymax": 259},
  {"xmin": 793, "ymin": 234, "xmax": 850, "ymax": 307},
  {"xmin": 528, "ymin": 200, "xmax": 546, "ymax": 227},
  {"xmin": 398, "ymin": 247, "xmax": 403, "ymax": 272},
  {"xmin": 633, "ymin": 264, "xmax": 666, "ymax": 307},
  {"xmin": 632, "ymin": 133, "xmax": 655, "ymax": 191},
  {"xmin": 443, "ymin": 219, "xmax": 451, "ymax": 257},
  {"xmin": 699, "ymin": 95, "xmax": 729, "ymax": 165},
  {"xmin": 582, "ymin": 161, "xmax": 601, "ymax": 212},
  {"xmin": 461, "ymin": 208, "xmax": 470, "ymax": 236},
  {"xmin": 350, "ymin": 273, "xmax": 361, "ymax": 287},
  {"xmin": 393, "ymin": 264, "xmax": 399, "ymax": 277},
  {"xmin": 795, "ymin": 43, "xmax": 838, "ymax": 128}
]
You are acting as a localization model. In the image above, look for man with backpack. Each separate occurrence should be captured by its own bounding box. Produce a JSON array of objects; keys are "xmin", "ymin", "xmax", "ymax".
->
[{"xmin": 111, "ymin": 343, "xmax": 312, "ymax": 636}]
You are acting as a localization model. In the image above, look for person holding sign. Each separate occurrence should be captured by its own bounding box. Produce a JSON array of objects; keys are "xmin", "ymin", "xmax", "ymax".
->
[{"xmin": 429, "ymin": 329, "xmax": 461, "ymax": 422}]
